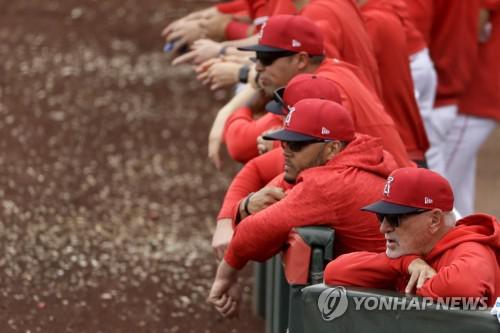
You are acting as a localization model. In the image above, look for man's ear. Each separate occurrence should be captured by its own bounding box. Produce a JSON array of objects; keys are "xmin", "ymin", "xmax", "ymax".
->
[
  {"xmin": 296, "ymin": 52, "xmax": 310, "ymax": 70},
  {"xmin": 428, "ymin": 208, "xmax": 443, "ymax": 234},
  {"xmin": 325, "ymin": 141, "xmax": 342, "ymax": 159}
]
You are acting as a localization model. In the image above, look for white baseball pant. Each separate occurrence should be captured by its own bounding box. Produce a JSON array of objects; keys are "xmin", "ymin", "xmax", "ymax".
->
[{"xmin": 442, "ymin": 114, "xmax": 497, "ymax": 216}]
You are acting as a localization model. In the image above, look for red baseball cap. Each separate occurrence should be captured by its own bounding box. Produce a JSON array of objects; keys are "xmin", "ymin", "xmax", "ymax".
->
[
  {"xmin": 263, "ymin": 99, "xmax": 355, "ymax": 142},
  {"xmin": 266, "ymin": 74, "xmax": 342, "ymax": 114},
  {"xmin": 362, "ymin": 168, "xmax": 454, "ymax": 214},
  {"xmin": 238, "ymin": 15, "xmax": 324, "ymax": 55}
]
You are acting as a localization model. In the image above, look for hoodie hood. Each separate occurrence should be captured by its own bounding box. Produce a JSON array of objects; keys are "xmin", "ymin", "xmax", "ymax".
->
[
  {"xmin": 426, "ymin": 213, "xmax": 500, "ymax": 262},
  {"xmin": 323, "ymin": 133, "xmax": 400, "ymax": 178}
]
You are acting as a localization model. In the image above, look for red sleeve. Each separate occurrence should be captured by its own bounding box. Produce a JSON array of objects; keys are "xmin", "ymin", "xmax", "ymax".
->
[
  {"xmin": 223, "ymin": 180, "xmax": 309, "ymax": 269},
  {"xmin": 225, "ymin": 20, "xmax": 252, "ymax": 40},
  {"xmin": 216, "ymin": 0, "xmax": 249, "ymax": 14},
  {"xmin": 324, "ymin": 252, "xmax": 419, "ymax": 289},
  {"xmin": 247, "ymin": 0, "xmax": 268, "ymax": 20},
  {"xmin": 217, "ymin": 148, "xmax": 284, "ymax": 220},
  {"xmin": 223, "ymin": 107, "xmax": 282, "ymax": 163},
  {"xmin": 224, "ymin": 175, "xmax": 343, "ymax": 269},
  {"xmin": 417, "ymin": 242, "xmax": 497, "ymax": 303},
  {"xmin": 482, "ymin": 0, "xmax": 500, "ymax": 10}
]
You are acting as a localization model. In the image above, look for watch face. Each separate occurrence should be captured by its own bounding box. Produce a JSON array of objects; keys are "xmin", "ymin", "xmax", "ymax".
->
[{"xmin": 239, "ymin": 65, "xmax": 250, "ymax": 84}]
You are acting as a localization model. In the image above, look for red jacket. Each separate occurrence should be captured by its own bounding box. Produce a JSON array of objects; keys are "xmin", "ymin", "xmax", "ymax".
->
[
  {"xmin": 223, "ymin": 107, "xmax": 282, "ymax": 164},
  {"xmin": 217, "ymin": 59, "xmax": 414, "ymax": 220},
  {"xmin": 300, "ymin": 0, "xmax": 383, "ymax": 98},
  {"xmin": 361, "ymin": 0, "xmax": 429, "ymax": 161},
  {"xmin": 460, "ymin": 2, "xmax": 500, "ymax": 121},
  {"xmin": 324, "ymin": 214, "xmax": 500, "ymax": 306},
  {"xmin": 217, "ymin": 148, "xmax": 284, "ymax": 219},
  {"xmin": 316, "ymin": 59, "xmax": 413, "ymax": 167},
  {"xmin": 217, "ymin": 0, "xmax": 297, "ymax": 39},
  {"xmin": 224, "ymin": 134, "xmax": 397, "ymax": 269},
  {"xmin": 404, "ymin": 0, "xmax": 482, "ymax": 107}
]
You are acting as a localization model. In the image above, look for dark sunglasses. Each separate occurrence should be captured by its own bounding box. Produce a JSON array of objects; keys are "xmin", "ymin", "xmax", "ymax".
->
[
  {"xmin": 281, "ymin": 140, "xmax": 326, "ymax": 152},
  {"xmin": 273, "ymin": 87, "xmax": 286, "ymax": 107},
  {"xmin": 376, "ymin": 209, "xmax": 429, "ymax": 228},
  {"xmin": 255, "ymin": 51, "xmax": 297, "ymax": 66}
]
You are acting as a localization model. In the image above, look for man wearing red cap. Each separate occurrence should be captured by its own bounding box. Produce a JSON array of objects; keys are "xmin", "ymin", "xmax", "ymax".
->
[
  {"xmin": 208, "ymin": 98, "xmax": 399, "ymax": 317},
  {"xmin": 212, "ymin": 73, "xmax": 412, "ymax": 259},
  {"xmin": 236, "ymin": 15, "xmax": 422, "ymax": 159},
  {"xmin": 324, "ymin": 168, "xmax": 500, "ymax": 306}
]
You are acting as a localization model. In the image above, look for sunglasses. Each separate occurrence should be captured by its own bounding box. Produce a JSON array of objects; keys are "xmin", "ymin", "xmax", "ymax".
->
[
  {"xmin": 255, "ymin": 51, "xmax": 297, "ymax": 66},
  {"xmin": 376, "ymin": 210, "xmax": 429, "ymax": 228},
  {"xmin": 281, "ymin": 140, "xmax": 327, "ymax": 152}
]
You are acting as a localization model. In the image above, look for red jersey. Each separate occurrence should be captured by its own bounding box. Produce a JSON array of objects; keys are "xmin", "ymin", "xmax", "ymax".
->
[
  {"xmin": 404, "ymin": 0, "xmax": 482, "ymax": 107},
  {"xmin": 325, "ymin": 214, "xmax": 500, "ymax": 306},
  {"xmin": 316, "ymin": 59, "xmax": 413, "ymax": 167},
  {"xmin": 217, "ymin": 59, "xmax": 415, "ymax": 221},
  {"xmin": 361, "ymin": 0, "xmax": 429, "ymax": 161},
  {"xmin": 223, "ymin": 107, "xmax": 282, "ymax": 163},
  {"xmin": 460, "ymin": 3, "xmax": 500, "ymax": 121},
  {"xmin": 300, "ymin": 0, "xmax": 383, "ymax": 98},
  {"xmin": 217, "ymin": 0, "xmax": 296, "ymax": 38},
  {"xmin": 363, "ymin": 0, "xmax": 426, "ymax": 55},
  {"xmin": 224, "ymin": 134, "xmax": 397, "ymax": 269}
]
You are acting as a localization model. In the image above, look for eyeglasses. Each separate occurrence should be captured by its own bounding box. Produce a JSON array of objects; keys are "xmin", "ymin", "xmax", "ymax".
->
[
  {"xmin": 376, "ymin": 210, "xmax": 429, "ymax": 228},
  {"xmin": 272, "ymin": 87, "xmax": 287, "ymax": 108},
  {"xmin": 281, "ymin": 140, "xmax": 327, "ymax": 152},
  {"xmin": 255, "ymin": 51, "xmax": 297, "ymax": 66}
]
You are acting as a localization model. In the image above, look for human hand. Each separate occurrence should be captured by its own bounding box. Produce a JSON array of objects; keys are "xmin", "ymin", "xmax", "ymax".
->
[
  {"xmin": 212, "ymin": 219, "xmax": 234, "ymax": 260},
  {"xmin": 207, "ymin": 260, "xmax": 241, "ymax": 318},
  {"xmin": 405, "ymin": 258, "xmax": 436, "ymax": 293},
  {"xmin": 246, "ymin": 186, "xmax": 286, "ymax": 215},
  {"xmin": 257, "ymin": 127, "xmax": 281, "ymax": 155},
  {"xmin": 172, "ymin": 39, "xmax": 222, "ymax": 66},
  {"xmin": 200, "ymin": 11, "xmax": 233, "ymax": 41},
  {"xmin": 206, "ymin": 61, "xmax": 241, "ymax": 90},
  {"xmin": 164, "ymin": 20, "xmax": 205, "ymax": 56},
  {"xmin": 161, "ymin": 7, "xmax": 216, "ymax": 38}
]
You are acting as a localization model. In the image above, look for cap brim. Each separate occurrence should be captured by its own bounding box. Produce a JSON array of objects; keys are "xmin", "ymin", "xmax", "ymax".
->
[
  {"xmin": 265, "ymin": 100, "xmax": 286, "ymax": 115},
  {"xmin": 237, "ymin": 44, "xmax": 289, "ymax": 52},
  {"xmin": 263, "ymin": 129, "xmax": 317, "ymax": 141},
  {"xmin": 362, "ymin": 200, "xmax": 424, "ymax": 215}
]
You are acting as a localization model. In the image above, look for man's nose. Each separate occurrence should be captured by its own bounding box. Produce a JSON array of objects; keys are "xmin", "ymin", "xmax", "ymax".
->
[
  {"xmin": 379, "ymin": 219, "xmax": 394, "ymax": 233},
  {"xmin": 255, "ymin": 60, "xmax": 265, "ymax": 72}
]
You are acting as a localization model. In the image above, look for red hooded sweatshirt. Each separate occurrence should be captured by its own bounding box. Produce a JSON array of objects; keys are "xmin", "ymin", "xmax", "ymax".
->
[
  {"xmin": 300, "ymin": 0, "xmax": 383, "ymax": 98},
  {"xmin": 218, "ymin": 59, "xmax": 413, "ymax": 220},
  {"xmin": 361, "ymin": 0, "xmax": 429, "ymax": 161},
  {"xmin": 224, "ymin": 134, "xmax": 398, "ymax": 269},
  {"xmin": 403, "ymin": 0, "xmax": 481, "ymax": 107},
  {"xmin": 324, "ymin": 214, "xmax": 500, "ymax": 306},
  {"xmin": 217, "ymin": 0, "xmax": 297, "ymax": 39},
  {"xmin": 460, "ymin": 1, "xmax": 500, "ymax": 121},
  {"xmin": 223, "ymin": 108, "xmax": 282, "ymax": 164}
]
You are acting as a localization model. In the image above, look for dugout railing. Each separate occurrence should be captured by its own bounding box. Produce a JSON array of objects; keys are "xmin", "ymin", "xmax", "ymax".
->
[{"xmin": 253, "ymin": 226, "xmax": 498, "ymax": 333}]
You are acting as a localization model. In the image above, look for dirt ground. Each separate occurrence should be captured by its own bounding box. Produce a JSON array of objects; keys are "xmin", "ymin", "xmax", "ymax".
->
[{"xmin": 0, "ymin": 1, "xmax": 498, "ymax": 332}]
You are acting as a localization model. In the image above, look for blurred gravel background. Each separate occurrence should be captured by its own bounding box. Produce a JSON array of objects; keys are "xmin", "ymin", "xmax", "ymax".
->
[
  {"xmin": 0, "ymin": 0, "xmax": 498, "ymax": 332},
  {"xmin": 0, "ymin": 0, "xmax": 261, "ymax": 332}
]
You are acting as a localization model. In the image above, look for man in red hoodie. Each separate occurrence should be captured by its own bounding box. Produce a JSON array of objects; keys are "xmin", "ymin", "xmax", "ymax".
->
[
  {"xmin": 324, "ymin": 168, "xmax": 500, "ymax": 306},
  {"xmin": 208, "ymin": 98, "xmax": 399, "ymax": 317}
]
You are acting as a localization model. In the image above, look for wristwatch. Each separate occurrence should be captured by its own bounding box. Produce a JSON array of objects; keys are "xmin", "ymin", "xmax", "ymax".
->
[{"xmin": 238, "ymin": 64, "xmax": 250, "ymax": 83}]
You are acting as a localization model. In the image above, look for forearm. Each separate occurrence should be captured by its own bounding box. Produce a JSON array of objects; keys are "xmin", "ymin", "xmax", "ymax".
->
[{"xmin": 324, "ymin": 252, "xmax": 418, "ymax": 289}]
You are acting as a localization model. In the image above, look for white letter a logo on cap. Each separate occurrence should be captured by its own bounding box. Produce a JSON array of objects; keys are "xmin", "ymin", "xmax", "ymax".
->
[
  {"xmin": 292, "ymin": 39, "xmax": 301, "ymax": 47},
  {"xmin": 321, "ymin": 127, "xmax": 330, "ymax": 135}
]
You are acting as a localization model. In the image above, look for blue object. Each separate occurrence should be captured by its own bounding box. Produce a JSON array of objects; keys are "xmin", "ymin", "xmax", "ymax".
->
[{"xmin": 163, "ymin": 42, "xmax": 175, "ymax": 53}]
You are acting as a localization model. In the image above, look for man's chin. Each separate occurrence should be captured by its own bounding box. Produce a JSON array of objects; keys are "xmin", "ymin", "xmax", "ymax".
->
[
  {"xmin": 385, "ymin": 249, "xmax": 402, "ymax": 259},
  {"xmin": 283, "ymin": 173, "xmax": 296, "ymax": 184}
]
